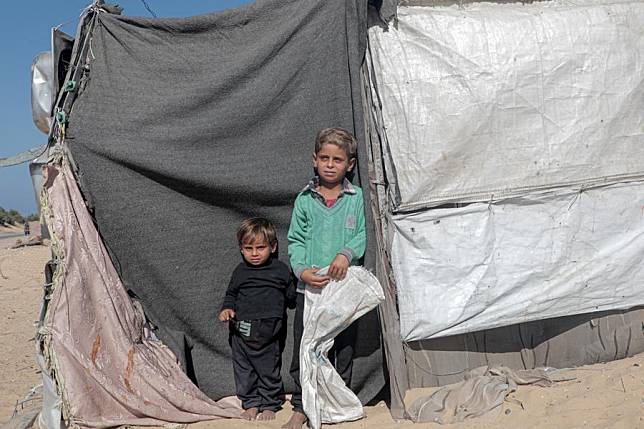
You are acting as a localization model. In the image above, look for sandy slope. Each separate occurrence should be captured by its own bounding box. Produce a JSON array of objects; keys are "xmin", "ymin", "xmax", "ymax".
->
[
  {"xmin": 0, "ymin": 225, "xmax": 22, "ymax": 234},
  {"xmin": 1, "ymin": 238, "xmax": 643, "ymax": 428}
]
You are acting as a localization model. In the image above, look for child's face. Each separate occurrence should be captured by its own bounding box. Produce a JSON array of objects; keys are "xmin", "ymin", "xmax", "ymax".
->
[
  {"xmin": 313, "ymin": 143, "xmax": 355, "ymax": 186},
  {"xmin": 240, "ymin": 236, "xmax": 276, "ymax": 266}
]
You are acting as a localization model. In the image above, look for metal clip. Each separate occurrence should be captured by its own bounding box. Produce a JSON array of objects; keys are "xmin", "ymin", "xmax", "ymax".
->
[
  {"xmin": 63, "ymin": 80, "xmax": 77, "ymax": 92},
  {"xmin": 55, "ymin": 110, "xmax": 68, "ymax": 125}
]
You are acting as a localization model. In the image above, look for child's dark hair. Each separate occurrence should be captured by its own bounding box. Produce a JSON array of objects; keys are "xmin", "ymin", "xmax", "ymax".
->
[
  {"xmin": 237, "ymin": 217, "xmax": 278, "ymax": 247},
  {"xmin": 315, "ymin": 127, "xmax": 358, "ymax": 160}
]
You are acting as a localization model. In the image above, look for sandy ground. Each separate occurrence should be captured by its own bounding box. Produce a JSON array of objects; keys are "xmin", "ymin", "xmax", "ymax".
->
[
  {"xmin": 0, "ymin": 230, "xmax": 48, "ymax": 424},
  {"xmin": 1, "ymin": 233, "xmax": 643, "ymax": 428}
]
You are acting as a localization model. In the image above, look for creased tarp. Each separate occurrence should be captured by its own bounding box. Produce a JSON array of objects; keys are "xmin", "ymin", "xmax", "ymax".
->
[
  {"xmin": 368, "ymin": 0, "xmax": 644, "ymax": 210},
  {"xmin": 65, "ymin": 0, "xmax": 383, "ymax": 402},
  {"xmin": 392, "ymin": 181, "xmax": 644, "ymax": 341},
  {"xmin": 42, "ymin": 162, "xmax": 242, "ymax": 428},
  {"xmin": 301, "ymin": 267, "xmax": 385, "ymax": 429},
  {"xmin": 408, "ymin": 366, "xmax": 555, "ymax": 424}
]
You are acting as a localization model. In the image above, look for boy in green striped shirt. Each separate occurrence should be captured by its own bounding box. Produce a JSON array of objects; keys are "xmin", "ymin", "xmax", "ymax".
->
[{"xmin": 283, "ymin": 128, "xmax": 366, "ymax": 429}]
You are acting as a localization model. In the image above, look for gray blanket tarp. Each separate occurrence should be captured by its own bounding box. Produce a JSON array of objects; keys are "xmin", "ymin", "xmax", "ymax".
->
[{"xmin": 66, "ymin": 0, "xmax": 383, "ymax": 402}]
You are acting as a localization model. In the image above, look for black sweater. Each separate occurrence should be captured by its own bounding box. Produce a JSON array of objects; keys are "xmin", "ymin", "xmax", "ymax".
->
[{"xmin": 221, "ymin": 258, "xmax": 294, "ymax": 320}]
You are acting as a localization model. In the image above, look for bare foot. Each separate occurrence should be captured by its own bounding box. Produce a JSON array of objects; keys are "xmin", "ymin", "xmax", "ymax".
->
[
  {"xmin": 241, "ymin": 407, "xmax": 259, "ymax": 420},
  {"xmin": 281, "ymin": 411, "xmax": 307, "ymax": 429},
  {"xmin": 257, "ymin": 410, "xmax": 276, "ymax": 421}
]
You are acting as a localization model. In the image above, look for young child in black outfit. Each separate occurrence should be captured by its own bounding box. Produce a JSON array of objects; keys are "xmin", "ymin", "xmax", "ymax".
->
[{"xmin": 219, "ymin": 217, "xmax": 293, "ymax": 421}]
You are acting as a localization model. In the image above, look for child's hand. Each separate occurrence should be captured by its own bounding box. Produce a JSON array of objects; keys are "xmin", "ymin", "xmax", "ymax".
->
[
  {"xmin": 301, "ymin": 268, "xmax": 330, "ymax": 288},
  {"xmin": 328, "ymin": 254, "xmax": 350, "ymax": 281},
  {"xmin": 218, "ymin": 309, "xmax": 235, "ymax": 321}
]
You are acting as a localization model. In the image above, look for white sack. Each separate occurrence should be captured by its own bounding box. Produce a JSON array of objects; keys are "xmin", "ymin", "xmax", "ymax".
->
[
  {"xmin": 392, "ymin": 182, "xmax": 644, "ymax": 341},
  {"xmin": 301, "ymin": 267, "xmax": 385, "ymax": 429},
  {"xmin": 368, "ymin": 0, "xmax": 644, "ymax": 210}
]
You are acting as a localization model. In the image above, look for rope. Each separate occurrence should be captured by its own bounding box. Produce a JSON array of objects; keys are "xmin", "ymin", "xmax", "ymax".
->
[{"xmin": 140, "ymin": 0, "xmax": 158, "ymax": 17}]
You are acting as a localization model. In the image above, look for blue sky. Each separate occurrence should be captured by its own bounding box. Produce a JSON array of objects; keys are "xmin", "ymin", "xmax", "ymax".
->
[{"xmin": 0, "ymin": 0, "xmax": 252, "ymax": 216}]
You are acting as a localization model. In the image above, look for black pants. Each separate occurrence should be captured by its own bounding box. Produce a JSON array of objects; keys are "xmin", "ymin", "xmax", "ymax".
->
[
  {"xmin": 289, "ymin": 292, "xmax": 358, "ymax": 413},
  {"xmin": 230, "ymin": 318, "xmax": 284, "ymax": 412}
]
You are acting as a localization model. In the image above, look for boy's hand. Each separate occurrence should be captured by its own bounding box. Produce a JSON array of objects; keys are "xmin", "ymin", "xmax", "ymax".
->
[
  {"xmin": 301, "ymin": 268, "xmax": 330, "ymax": 288},
  {"xmin": 328, "ymin": 254, "xmax": 350, "ymax": 281},
  {"xmin": 218, "ymin": 309, "xmax": 235, "ymax": 321}
]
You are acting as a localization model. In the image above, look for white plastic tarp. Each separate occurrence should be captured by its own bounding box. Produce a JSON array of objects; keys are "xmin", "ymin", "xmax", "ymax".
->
[
  {"xmin": 368, "ymin": 0, "xmax": 644, "ymax": 210},
  {"xmin": 301, "ymin": 267, "xmax": 385, "ymax": 429},
  {"xmin": 391, "ymin": 182, "xmax": 644, "ymax": 341}
]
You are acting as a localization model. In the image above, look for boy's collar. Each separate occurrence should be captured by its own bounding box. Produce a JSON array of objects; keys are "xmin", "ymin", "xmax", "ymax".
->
[{"xmin": 301, "ymin": 176, "xmax": 356, "ymax": 195}]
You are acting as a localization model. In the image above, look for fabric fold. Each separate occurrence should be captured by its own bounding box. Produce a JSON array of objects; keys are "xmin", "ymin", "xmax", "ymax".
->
[
  {"xmin": 408, "ymin": 366, "xmax": 556, "ymax": 424},
  {"xmin": 41, "ymin": 162, "xmax": 242, "ymax": 427}
]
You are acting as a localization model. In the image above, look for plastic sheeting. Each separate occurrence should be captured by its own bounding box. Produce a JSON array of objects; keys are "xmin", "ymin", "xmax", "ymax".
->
[
  {"xmin": 392, "ymin": 182, "xmax": 644, "ymax": 341},
  {"xmin": 31, "ymin": 52, "xmax": 53, "ymax": 134},
  {"xmin": 301, "ymin": 267, "xmax": 385, "ymax": 429},
  {"xmin": 36, "ymin": 354, "xmax": 62, "ymax": 429},
  {"xmin": 0, "ymin": 145, "xmax": 46, "ymax": 168},
  {"xmin": 368, "ymin": 0, "xmax": 644, "ymax": 210},
  {"xmin": 41, "ymin": 162, "xmax": 242, "ymax": 427}
]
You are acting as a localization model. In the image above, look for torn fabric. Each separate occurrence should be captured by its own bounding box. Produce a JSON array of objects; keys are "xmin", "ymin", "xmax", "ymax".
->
[{"xmin": 41, "ymin": 161, "xmax": 242, "ymax": 427}]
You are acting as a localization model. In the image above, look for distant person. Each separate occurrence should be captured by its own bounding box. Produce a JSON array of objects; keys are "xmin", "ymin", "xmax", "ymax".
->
[
  {"xmin": 283, "ymin": 127, "xmax": 366, "ymax": 429},
  {"xmin": 23, "ymin": 222, "xmax": 30, "ymax": 236},
  {"xmin": 218, "ymin": 217, "xmax": 294, "ymax": 421}
]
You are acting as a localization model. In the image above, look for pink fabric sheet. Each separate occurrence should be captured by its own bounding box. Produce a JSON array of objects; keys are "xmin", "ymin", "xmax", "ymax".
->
[{"xmin": 42, "ymin": 163, "xmax": 242, "ymax": 427}]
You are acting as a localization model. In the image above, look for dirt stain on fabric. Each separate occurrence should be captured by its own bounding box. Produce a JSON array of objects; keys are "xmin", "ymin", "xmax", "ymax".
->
[
  {"xmin": 90, "ymin": 335, "xmax": 101, "ymax": 366},
  {"xmin": 124, "ymin": 347, "xmax": 135, "ymax": 393}
]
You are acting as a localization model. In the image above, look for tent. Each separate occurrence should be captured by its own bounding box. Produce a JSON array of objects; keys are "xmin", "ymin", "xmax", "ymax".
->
[{"xmin": 23, "ymin": 0, "xmax": 644, "ymax": 426}]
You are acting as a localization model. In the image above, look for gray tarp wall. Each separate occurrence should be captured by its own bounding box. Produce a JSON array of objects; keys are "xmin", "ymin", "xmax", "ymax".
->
[{"xmin": 65, "ymin": 0, "xmax": 383, "ymax": 402}]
